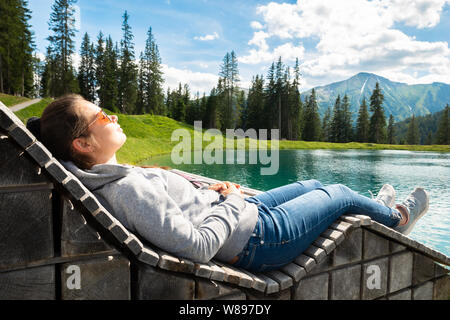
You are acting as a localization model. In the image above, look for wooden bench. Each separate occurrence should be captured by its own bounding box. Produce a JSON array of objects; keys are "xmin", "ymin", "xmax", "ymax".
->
[{"xmin": 1, "ymin": 101, "xmax": 449, "ymax": 300}]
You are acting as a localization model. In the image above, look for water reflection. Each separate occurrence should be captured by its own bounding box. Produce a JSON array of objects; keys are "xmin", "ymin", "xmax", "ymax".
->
[{"xmin": 141, "ymin": 149, "xmax": 450, "ymax": 256}]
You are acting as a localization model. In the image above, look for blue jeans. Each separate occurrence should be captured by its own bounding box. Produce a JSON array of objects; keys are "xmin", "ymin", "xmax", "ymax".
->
[{"xmin": 234, "ymin": 179, "xmax": 402, "ymax": 272}]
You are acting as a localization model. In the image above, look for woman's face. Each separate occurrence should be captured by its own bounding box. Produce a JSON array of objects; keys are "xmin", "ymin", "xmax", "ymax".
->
[{"xmin": 80, "ymin": 101, "xmax": 127, "ymax": 162}]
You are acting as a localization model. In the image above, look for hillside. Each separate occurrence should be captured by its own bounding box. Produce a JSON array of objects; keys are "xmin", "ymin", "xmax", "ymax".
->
[
  {"xmin": 393, "ymin": 108, "xmax": 447, "ymax": 145},
  {"xmin": 301, "ymin": 72, "xmax": 450, "ymax": 122}
]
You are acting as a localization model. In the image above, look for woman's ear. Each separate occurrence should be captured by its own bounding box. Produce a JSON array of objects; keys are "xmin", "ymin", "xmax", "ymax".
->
[{"xmin": 72, "ymin": 137, "xmax": 94, "ymax": 153}]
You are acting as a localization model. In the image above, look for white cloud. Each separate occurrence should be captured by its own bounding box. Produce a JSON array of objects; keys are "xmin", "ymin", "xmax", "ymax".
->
[
  {"xmin": 239, "ymin": 40, "xmax": 305, "ymax": 65},
  {"xmin": 194, "ymin": 32, "xmax": 219, "ymax": 41},
  {"xmin": 250, "ymin": 21, "xmax": 263, "ymax": 30},
  {"xmin": 240, "ymin": 0, "xmax": 450, "ymax": 86},
  {"xmin": 239, "ymin": 30, "xmax": 305, "ymax": 64},
  {"xmin": 161, "ymin": 64, "xmax": 218, "ymax": 95},
  {"xmin": 381, "ymin": 0, "xmax": 450, "ymax": 28}
]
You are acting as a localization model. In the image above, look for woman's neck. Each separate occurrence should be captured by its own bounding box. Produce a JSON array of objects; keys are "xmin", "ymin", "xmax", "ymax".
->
[
  {"xmin": 105, "ymin": 153, "xmax": 118, "ymax": 165},
  {"xmin": 94, "ymin": 153, "xmax": 118, "ymax": 166}
]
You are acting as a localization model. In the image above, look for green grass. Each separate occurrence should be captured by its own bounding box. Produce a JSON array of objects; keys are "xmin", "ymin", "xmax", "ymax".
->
[
  {"xmin": 14, "ymin": 97, "xmax": 54, "ymax": 123},
  {"xmin": 0, "ymin": 93, "xmax": 30, "ymax": 107},
  {"xmin": 276, "ymin": 140, "xmax": 450, "ymax": 152},
  {"xmin": 12, "ymin": 100, "xmax": 450, "ymax": 165},
  {"xmin": 117, "ymin": 116, "xmax": 450, "ymax": 164}
]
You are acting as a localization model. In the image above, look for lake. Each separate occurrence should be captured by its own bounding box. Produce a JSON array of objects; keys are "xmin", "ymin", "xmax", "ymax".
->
[{"xmin": 141, "ymin": 149, "xmax": 450, "ymax": 257}]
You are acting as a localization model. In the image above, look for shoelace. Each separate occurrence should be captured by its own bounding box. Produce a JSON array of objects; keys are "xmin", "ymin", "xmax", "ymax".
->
[{"xmin": 402, "ymin": 196, "xmax": 416, "ymax": 214}]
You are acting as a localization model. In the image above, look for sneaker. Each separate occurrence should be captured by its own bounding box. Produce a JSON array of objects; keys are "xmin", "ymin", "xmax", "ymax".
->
[
  {"xmin": 394, "ymin": 187, "xmax": 429, "ymax": 235},
  {"xmin": 374, "ymin": 184, "xmax": 396, "ymax": 208}
]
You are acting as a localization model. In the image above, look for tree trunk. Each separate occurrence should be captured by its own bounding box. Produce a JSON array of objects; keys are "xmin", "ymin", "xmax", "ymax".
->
[
  {"xmin": 21, "ymin": 70, "xmax": 24, "ymax": 97},
  {"xmin": 0, "ymin": 53, "xmax": 3, "ymax": 93},
  {"xmin": 278, "ymin": 94, "xmax": 281, "ymax": 138}
]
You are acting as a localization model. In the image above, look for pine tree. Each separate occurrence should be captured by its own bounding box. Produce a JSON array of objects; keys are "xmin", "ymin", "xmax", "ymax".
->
[
  {"xmin": 330, "ymin": 95, "xmax": 342, "ymax": 142},
  {"xmin": 218, "ymin": 51, "xmax": 239, "ymax": 129},
  {"xmin": 387, "ymin": 114, "xmax": 395, "ymax": 144},
  {"xmin": 341, "ymin": 94, "xmax": 353, "ymax": 142},
  {"xmin": 290, "ymin": 58, "xmax": 303, "ymax": 140},
  {"xmin": 275, "ymin": 57, "xmax": 284, "ymax": 135},
  {"xmin": 436, "ymin": 104, "xmax": 449, "ymax": 144},
  {"xmin": 235, "ymin": 89, "xmax": 246, "ymax": 129},
  {"xmin": 135, "ymin": 52, "xmax": 145, "ymax": 114},
  {"xmin": 118, "ymin": 11, "xmax": 137, "ymax": 114},
  {"xmin": 204, "ymin": 87, "xmax": 220, "ymax": 129},
  {"xmin": 369, "ymin": 82, "xmax": 387, "ymax": 143},
  {"xmin": 407, "ymin": 114, "xmax": 420, "ymax": 145},
  {"xmin": 246, "ymin": 75, "xmax": 265, "ymax": 132},
  {"xmin": 184, "ymin": 91, "xmax": 199, "ymax": 125},
  {"xmin": 78, "ymin": 32, "xmax": 96, "ymax": 101},
  {"xmin": 321, "ymin": 107, "xmax": 331, "ymax": 142},
  {"xmin": 0, "ymin": 0, "xmax": 35, "ymax": 96},
  {"xmin": 302, "ymin": 89, "xmax": 321, "ymax": 141},
  {"xmin": 200, "ymin": 93, "xmax": 208, "ymax": 125},
  {"xmin": 95, "ymin": 31, "xmax": 105, "ymax": 107},
  {"xmin": 286, "ymin": 78, "xmax": 303, "ymax": 141},
  {"xmin": 46, "ymin": 0, "xmax": 79, "ymax": 97},
  {"xmin": 102, "ymin": 36, "xmax": 119, "ymax": 112},
  {"xmin": 356, "ymin": 98, "xmax": 370, "ymax": 142},
  {"xmin": 263, "ymin": 62, "xmax": 278, "ymax": 136},
  {"xmin": 32, "ymin": 52, "xmax": 45, "ymax": 97},
  {"xmin": 40, "ymin": 47, "xmax": 54, "ymax": 97},
  {"xmin": 141, "ymin": 27, "xmax": 165, "ymax": 115},
  {"xmin": 425, "ymin": 131, "xmax": 433, "ymax": 145}
]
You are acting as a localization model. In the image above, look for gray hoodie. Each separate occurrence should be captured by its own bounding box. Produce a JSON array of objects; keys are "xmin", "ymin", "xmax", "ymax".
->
[{"xmin": 61, "ymin": 161, "xmax": 259, "ymax": 264}]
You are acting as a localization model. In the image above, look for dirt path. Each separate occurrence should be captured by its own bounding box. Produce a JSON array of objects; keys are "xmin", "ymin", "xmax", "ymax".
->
[{"xmin": 9, "ymin": 98, "xmax": 42, "ymax": 112}]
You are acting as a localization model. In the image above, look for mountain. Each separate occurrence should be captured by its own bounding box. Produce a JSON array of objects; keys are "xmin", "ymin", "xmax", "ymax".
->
[{"xmin": 301, "ymin": 72, "xmax": 450, "ymax": 122}]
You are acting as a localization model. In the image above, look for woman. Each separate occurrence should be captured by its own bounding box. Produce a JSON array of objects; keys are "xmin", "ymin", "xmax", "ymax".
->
[{"xmin": 33, "ymin": 94, "xmax": 429, "ymax": 272}]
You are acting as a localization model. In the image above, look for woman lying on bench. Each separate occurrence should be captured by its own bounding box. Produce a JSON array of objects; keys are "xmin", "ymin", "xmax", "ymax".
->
[{"xmin": 30, "ymin": 94, "xmax": 429, "ymax": 272}]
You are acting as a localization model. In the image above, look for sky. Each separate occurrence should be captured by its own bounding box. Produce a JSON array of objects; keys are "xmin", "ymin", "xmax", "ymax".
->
[{"xmin": 29, "ymin": 0, "xmax": 450, "ymax": 95}]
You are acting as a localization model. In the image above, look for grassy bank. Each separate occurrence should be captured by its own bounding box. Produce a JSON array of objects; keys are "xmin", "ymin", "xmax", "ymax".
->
[
  {"xmin": 11, "ymin": 98, "xmax": 450, "ymax": 165},
  {"xmin": 0, "ymin": 93, "xmax": 30, "ymax": 107},
  {"xmin": 14, "ymin": 97, "xmax": 54, "ymax": 122},
  {"xmin": 116, "ymin": 114, "xmax": 450, "ymax": 164}
]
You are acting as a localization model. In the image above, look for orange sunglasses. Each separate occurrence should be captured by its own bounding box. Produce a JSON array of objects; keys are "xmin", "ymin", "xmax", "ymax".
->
[{"xmin": 87, "ymin": 109, "xmax": 114, "ymax": 128}]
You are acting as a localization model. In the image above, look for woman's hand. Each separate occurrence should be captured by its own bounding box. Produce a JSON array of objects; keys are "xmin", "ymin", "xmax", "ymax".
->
[{"xmin": 208, "ymin": 181, "xmax": 243, "ymax": 196}]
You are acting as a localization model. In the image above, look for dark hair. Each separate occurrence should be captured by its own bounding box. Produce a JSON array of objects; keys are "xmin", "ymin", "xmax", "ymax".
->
[
  {"xmin": 40, "ymin": 94, "xmax": 96, "ymax": 170},
  {"xmin": 39, "ymin": 94, "xmax": 170, "ymax": 171}
]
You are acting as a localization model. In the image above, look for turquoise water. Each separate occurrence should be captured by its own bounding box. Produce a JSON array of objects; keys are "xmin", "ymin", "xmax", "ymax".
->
[{"xmin": 142, "ymin": 149, "xmax": 450, "ymax": 257}]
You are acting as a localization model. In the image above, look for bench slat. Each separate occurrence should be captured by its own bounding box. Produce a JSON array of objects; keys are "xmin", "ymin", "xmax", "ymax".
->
[
  {"xmin": 304, "ymin": 245, "xmax": 327, "ymax": 264},
  {"xmin": 257, "ymin": 273, "xmax": 279, "ymax": 294},
  {"xmin": 238, "ymin": 268, "xmax": 267, "ymax": 292},
  {"xmin": 193, "ymin": 262, "xmax": 213, "ymax": 279},
  {"xmin": 280, "ymin": 262, "xmax": 306, "ymax": 282},
  {"xmin": 207, "ymin": 261, "xmax": 226, "ymax": 282},
  {"xmin": 155, "ymin": 250, "xmax": 194, "ymax": 274},
  {"xmin": 137, "ymin": 247, "xmax": 160, "ymax": 266},
  {"xmin": 339, "ymin": 215, "xmax": 361, "ymax": 227},
  {"xmin": 313, "ymin": 236, "xmax": 336, "ymax": 255},
  {"xmin": 264, "ymin": 270, "xmax": 293, "ymax": 290},
  {"xmin": 293, "ymin": 254, "xmax": 316, "ymax": 273},
  {"xmin": 321, "ymin": 228, "xmax": 345, "ymax": 246},
  {"xmin": 330, "ymin": 220, "xmax": 353, "ymax": 235},
  {"xmin": 215, "ymin": 262, "xmax": 253, "ymax": 288},
  {"xmin": 348, "ymin": 214, "xmax": 372, "ymax": 226}
]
